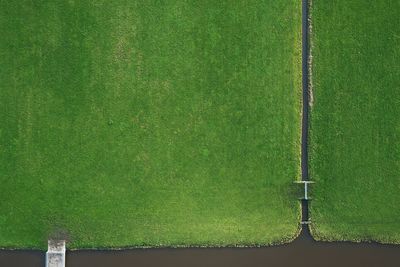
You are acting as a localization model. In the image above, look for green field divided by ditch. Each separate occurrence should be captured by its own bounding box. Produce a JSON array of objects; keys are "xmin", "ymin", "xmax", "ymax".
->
[
  {"xmin": 0, "ymin": 1, "xmax": 302, "ymax": 249},
  {"xmin": 309, "ymin": 0, "xmax": 400, "ymax": 243}
]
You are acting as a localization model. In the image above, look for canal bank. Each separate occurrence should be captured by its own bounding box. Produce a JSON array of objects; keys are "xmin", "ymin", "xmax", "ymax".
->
[{"xmin": 1, "ymin": 235, "xmax": 400, "ymax": 267}]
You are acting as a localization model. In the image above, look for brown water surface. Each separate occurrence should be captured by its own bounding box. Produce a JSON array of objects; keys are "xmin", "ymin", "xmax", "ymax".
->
[{"xmin": 1, "ymin": 226, "xmax": 399, "ymax": 267}]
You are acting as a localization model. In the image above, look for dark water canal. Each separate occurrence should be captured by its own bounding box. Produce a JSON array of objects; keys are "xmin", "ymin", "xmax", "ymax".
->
[{"xmin": 1, "ymin": 226, "xmax": 399, "ymax": 267}]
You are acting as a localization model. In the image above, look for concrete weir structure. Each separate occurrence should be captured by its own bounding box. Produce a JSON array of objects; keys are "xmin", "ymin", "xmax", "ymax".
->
[{"xmin": 46, "ymin": 240, "xmax": 66, "ymax": 267}]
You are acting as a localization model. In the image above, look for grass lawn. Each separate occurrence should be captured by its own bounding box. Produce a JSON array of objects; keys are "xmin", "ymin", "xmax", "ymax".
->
[
  {"xmin": 0, "ymin": 1, "xmax": 302, "ymax": 249},
  {"xmin": 309, "ymin": 0, "xmax": 400, "ymax": 243}
]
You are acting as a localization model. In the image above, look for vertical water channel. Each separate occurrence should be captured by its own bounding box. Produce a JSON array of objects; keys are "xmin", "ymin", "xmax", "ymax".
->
[{"xmin": 300, "ymin": 0, "xmax": 312, "ymax": 238}]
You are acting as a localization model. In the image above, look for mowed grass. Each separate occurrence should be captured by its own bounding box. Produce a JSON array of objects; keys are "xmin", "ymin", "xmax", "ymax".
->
[
  {"xmin": 310, "ymin": 0, "xmax": 400, "ymax": 243},
  {"xmin": 0, "ymin": 1, "xmax": 302, "ymax": 249}
]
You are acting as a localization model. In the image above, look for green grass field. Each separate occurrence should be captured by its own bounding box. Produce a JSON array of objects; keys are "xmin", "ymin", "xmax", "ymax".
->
[
  {"xmin": 0, "ymin": 1, "xmax": 302, "ymax": 249},
  {"xmin": 309, "ymin": 0, "xmax": 400, "ymax": 243}
]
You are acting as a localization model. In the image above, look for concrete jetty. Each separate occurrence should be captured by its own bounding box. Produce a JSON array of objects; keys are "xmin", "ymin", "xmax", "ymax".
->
[{"xmin": 46, "ymin": 240, "xmax": 65, "ymax": 267}]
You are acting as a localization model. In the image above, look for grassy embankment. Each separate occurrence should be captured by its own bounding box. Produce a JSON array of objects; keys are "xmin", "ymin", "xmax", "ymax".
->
[
  {"xmin": 310, "ymin": 0, "xmax": 400, "ymax": 243},
  {"xmin": 0, "ymin": 1, "xmax": 302, "ymax": 249}
]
